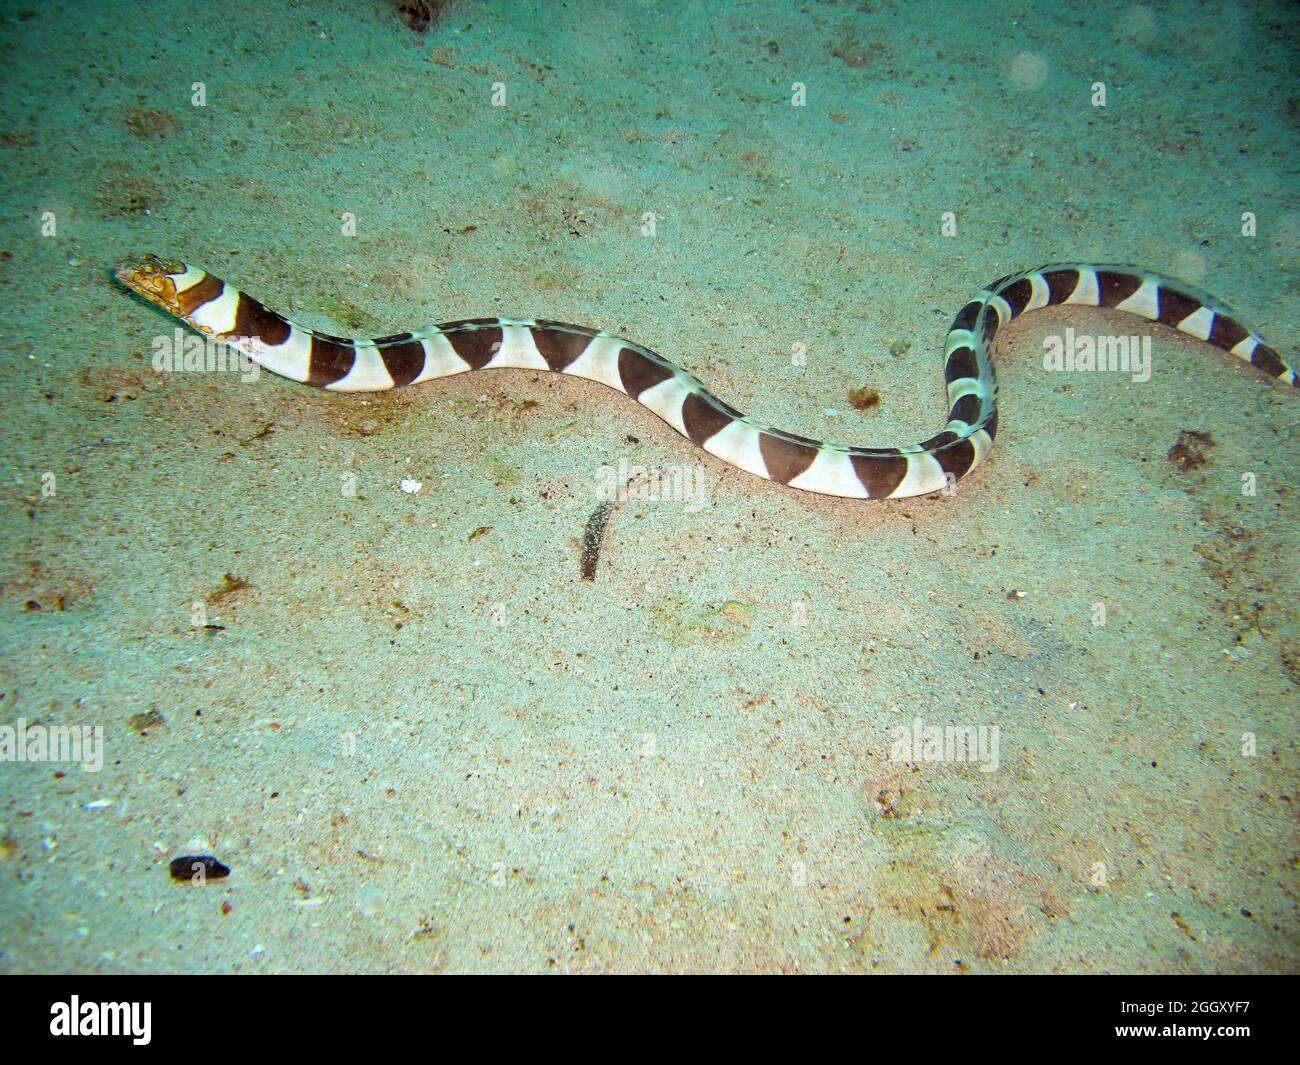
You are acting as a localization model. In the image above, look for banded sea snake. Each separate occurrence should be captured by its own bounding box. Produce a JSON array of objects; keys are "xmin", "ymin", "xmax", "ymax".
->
[{"xmin": 116, "ymin": 255, "xmax": 1296, "ymax": 500}]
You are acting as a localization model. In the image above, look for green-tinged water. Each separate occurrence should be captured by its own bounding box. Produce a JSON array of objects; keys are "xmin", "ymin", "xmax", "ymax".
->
[{"xmin": 0, "ymin": 0, "xmax": 1295, "ymax": 975}]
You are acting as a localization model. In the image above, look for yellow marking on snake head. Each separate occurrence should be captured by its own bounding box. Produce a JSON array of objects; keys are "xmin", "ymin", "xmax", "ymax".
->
[{"xmin": 114, "ymin": 254, "xmax": 187, "ymax": 315}]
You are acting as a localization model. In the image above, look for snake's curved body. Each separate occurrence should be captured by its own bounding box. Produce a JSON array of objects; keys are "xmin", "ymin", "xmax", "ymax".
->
[{"xmin": 116, "ymin": 255, "xmax": 1295, "ymax": 499}]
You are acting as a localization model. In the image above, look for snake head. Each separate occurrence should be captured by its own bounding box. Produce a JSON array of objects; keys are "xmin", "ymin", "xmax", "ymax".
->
[{"xmin": 114, "ymin": 254, "xmax": 189, "ymax": 315}]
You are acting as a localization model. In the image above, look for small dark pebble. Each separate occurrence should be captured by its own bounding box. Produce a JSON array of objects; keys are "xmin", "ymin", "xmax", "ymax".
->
[{"xmin": 169, "ymin": 855, "xmax": 230, "ymax": 882}]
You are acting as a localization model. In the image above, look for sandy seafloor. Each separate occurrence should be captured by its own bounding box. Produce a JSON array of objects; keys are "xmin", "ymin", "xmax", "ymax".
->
[{"xmin": 0, "ymin": 0, "xmax": 1295, "ymax": 974}]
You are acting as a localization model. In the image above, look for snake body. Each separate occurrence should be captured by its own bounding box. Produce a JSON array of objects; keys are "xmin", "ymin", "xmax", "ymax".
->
[{"xmin": 116, "ymin": 256, "xmax": 1295, "ymax": 499}]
